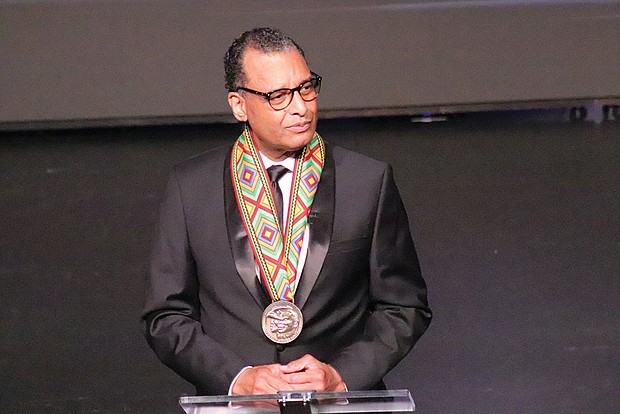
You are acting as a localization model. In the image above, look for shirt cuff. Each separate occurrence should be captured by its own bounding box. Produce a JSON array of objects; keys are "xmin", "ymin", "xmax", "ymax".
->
[{"xmin": 228, "ymin": 366, "xmax": 253, "ymax": 395}]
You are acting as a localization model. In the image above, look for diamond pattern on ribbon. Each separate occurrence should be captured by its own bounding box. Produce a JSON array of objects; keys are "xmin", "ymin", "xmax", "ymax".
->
[
  {"xmin": 291, "ymin": 231, "xmax": 305, "ymax": 254},
  {"xmin": 258, "ymin": 222, "xmax": 278, "ymax": 245},
  {"xmin": 240, "ymin": 165, "xmax": 257, "ymax": 188},
  {"xmin": 302, "ymin": 170, "xmax": 319, "ymax": 193}
]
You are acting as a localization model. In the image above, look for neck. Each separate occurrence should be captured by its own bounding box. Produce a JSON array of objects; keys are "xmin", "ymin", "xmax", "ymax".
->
[{"xmin": 264, "ymin": 151, "xmax": 295, "ymax": 162}]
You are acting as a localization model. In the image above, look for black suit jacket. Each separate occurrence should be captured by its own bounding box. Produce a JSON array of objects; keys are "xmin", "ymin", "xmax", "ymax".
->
[{"xmin": 142, "ymin": 140, "xmax": 431, "ymax": 395}]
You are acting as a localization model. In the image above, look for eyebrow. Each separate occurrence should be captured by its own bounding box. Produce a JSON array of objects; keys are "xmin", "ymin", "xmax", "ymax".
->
[{"xmin": 254, "ymin": 74, "xmax": 314, "ymax": 93}]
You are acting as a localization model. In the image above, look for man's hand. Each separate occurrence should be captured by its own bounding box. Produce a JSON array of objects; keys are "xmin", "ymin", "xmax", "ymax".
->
[
  {"xmin": 280, "ymin": 354, "xmax": 347, "ymax": 392},
  {"xmin": 231, "ymin": 355, "xmax": 346, "ymax": 395},
  {"xmin": 231, "ymin": 364, "xmax": 290, "ymax": 395}
]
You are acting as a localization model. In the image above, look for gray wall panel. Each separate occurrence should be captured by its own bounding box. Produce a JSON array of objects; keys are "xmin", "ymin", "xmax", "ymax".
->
[{"xmin": 1, "ymin": 1, "xmax": 619, "ymax": 126}]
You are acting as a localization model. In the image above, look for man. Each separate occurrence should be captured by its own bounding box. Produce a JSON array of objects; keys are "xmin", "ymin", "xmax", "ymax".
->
[{"xmin": 142, "ymin": 27, "xmax": 431, "ymax": 396}]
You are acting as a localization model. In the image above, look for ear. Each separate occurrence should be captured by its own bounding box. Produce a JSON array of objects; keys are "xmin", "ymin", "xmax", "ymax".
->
[{"xmin": 228, "ymin": 92, "xmax": 247, "ymax": 122}]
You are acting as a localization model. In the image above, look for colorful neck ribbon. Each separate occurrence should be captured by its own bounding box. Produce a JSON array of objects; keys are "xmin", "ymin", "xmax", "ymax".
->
[{"xmin": 231, "ymin": 126, "xmax": 324, "ymax": 302}]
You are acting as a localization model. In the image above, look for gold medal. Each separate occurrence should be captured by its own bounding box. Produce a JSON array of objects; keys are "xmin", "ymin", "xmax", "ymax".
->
[{"xmin": 261, "ymin": 301, "xmax": 303, "ymax": 344}]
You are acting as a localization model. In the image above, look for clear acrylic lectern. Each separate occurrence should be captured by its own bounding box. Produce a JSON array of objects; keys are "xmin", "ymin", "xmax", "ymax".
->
[{"xmin": 179, "ymin": 389, "xmax": 415, "ymax": 414}]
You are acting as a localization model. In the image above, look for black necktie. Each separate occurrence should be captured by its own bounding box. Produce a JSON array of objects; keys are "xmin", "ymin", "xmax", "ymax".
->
[{"xmin": 267, "ymin": 165, "xmax": 288, "ymax": 227}]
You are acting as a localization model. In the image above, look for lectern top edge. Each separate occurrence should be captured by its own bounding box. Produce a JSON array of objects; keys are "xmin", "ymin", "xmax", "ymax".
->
[{"xmin": 179, "ymin": 389, "xmax": 415, "ymax": 414}]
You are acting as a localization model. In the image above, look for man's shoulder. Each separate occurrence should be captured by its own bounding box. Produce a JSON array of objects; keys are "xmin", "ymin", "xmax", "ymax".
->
[{"xmin": 329, "ymin": 142, "xmax": 388, "ymax": 174}]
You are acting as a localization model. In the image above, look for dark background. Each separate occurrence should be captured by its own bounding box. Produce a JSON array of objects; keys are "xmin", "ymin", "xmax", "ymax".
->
[{"xmin": 1, "ymin": 110, "xmax": 618, "ymax": 413}]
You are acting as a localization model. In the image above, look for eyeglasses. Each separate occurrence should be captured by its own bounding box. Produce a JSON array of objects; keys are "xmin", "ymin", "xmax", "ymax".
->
[{"xmin": 237, "ymin": 72, "xmax": 322, "ymax": 111}]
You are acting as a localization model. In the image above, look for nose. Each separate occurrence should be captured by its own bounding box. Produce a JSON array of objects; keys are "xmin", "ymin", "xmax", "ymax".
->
[{"xmin": 287, "ymin": 89, "xmax": 308, "ymax": 116}]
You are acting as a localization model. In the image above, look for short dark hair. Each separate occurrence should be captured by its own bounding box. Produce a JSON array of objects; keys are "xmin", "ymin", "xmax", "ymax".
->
[{"xmin": 224, "ymin": 27, "xmax": 306, "ymax": 92}]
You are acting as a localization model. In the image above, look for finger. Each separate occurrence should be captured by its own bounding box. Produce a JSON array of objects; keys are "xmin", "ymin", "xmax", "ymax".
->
[
  {"xmin": 280, "ymin": 354, "xmax": 318, "ymax": 373},
  {"xmin": 253, "ymin": 367, "xmax": 290, "ymax": 393},
  {"xmin": 283, "ymin": 363, "xmax": 345, "ymax": 392},
  {"xmin": 233, "ymin": 364, "xmax": 289, "ymax": 394},
  {"xmin": 283, "ymin": 367, "xmax": 325, "ymax": 385}
]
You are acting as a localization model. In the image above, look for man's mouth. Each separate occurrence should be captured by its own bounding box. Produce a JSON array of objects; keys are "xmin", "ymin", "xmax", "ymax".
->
[{"xmin": 287, "ymin": 121, "xmax": 311, "ymax": 133}]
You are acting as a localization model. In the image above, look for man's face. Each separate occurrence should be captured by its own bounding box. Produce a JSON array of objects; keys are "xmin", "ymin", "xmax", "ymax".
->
[{"xmin": 228, "ymin": 48, "xmax": 318, "ymax": 161}]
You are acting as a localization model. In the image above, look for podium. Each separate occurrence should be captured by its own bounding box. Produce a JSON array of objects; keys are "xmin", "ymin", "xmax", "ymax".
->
[{"xmin": 179, "ymin": 389, "xmax": 415, "ymax": 414}]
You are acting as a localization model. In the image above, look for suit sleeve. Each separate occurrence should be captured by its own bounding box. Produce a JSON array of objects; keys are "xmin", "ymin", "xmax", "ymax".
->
[
  {"xmin": 141, "ymin": 169, "xmax": 245, "ymax": 394},
  {"xmin": 329, "ymin": 164, "xmax": 432, "ymax": 389}
]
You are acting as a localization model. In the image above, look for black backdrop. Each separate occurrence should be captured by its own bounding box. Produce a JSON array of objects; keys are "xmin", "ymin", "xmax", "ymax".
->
[{"xmin": 1, "ymin": 111, "xmax": 618, "ymax": 413}]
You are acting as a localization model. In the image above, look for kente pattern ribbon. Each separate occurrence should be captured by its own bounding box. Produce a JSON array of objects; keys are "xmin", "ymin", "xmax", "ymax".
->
[{"xmin": 231, "ymin": 126, "xmax": 324, "ymax": 302}]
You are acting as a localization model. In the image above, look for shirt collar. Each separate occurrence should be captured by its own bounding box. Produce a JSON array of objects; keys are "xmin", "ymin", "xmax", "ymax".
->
[{"xmin": 260, "ymin": 152, "xmax": 296, "ymax": 171}]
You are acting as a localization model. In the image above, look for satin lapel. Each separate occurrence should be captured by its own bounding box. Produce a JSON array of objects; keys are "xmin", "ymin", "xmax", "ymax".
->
[
  {"xmin": 224, "ymin": 147, "xmax": 268, "ymax": 309},
  {"xmin": 295, "ymin": 143, "xmax": 335, "ymax": 310}
]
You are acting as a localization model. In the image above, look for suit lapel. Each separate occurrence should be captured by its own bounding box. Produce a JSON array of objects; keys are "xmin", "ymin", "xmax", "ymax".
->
[
  {"xmin": 294, "ymin": 143, "xmax": 335, "ymax": 310},
  {"xmin": 224, "ymin": 148, "xmax": 270, "ymax": 309},
  {"xmin": 225, "ymin": 142, "xmax": 335, "ymax": 311}
]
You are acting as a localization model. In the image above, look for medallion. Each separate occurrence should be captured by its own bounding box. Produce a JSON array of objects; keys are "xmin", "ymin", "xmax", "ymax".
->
[{"xmin": 261, "ymin": 301, "xmax": 303, "ymax": 344}]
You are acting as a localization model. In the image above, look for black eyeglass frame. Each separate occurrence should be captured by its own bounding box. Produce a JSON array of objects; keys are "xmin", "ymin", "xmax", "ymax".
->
[{"xmin": 236, "ymin": 72, "xmax": 322, "ymax": 110}]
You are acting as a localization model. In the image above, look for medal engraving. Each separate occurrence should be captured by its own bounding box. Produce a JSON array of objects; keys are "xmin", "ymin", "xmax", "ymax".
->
[{"xmin": 262, "ymin": 301, "xmax": 303, "ymax": 344}]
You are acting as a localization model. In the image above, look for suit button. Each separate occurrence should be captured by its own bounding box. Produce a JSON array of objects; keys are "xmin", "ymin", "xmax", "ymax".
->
[{"xmin": 276, "ymin": 344, "xmax": 286, "ymax": 352}]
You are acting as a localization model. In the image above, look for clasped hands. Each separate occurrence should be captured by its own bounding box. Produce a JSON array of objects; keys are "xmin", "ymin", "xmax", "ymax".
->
[{"xmin": 231, "ymin": 354, "xmax": 346, "ymax": 395}]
